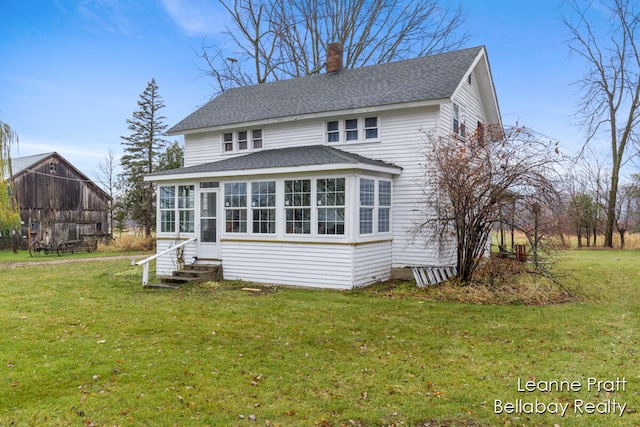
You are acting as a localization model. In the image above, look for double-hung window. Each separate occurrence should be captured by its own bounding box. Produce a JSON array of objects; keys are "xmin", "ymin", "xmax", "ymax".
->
[
  {"xmin": 358, "ymin": 179, "xmax": 392, "ymax": 235},
  {"xmin": 453, "ymin": 103, "xmax": 466, "ymax": 137},
  {"xmin": 252, "ymin": 181, "xmax": 276, "ymax": 234},
  {"xmin": 326, "ymin": 117, "xmax": 379, "ymax": 143},
  {"xmin": 378, "ymin": 181, "xmax": 391, "ymax": 233},
  {"xmin": 159, "ymin": 185, "xmax": 195, "ymax": 233},
  {"xmin": 178, "ymin": 185, "xmax": 195, "ymax": 232},
  {"xmin": 224, "ymin": 183, "xmax": 247, "ymax": 232},
  {"xmin": 222, "ymin": 129, "xmax": 264, "ymax": 153},
  {"xmin": 317, "ymin": 178, "xmax": 345, "ymax": 235},
  {"xmin": 284, "ymin": 179, "xmax": 311, "ymax": 234},
  {"xmin": 359, "ymin": 179, "xmax": 375, "ymax": 234},
  {"xmin": 159, "ymin": 186, "xmax": 176, "ymax": 233}
]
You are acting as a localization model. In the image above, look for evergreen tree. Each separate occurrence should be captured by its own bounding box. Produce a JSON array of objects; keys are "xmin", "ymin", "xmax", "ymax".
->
[
  {"xmin": 119, "ymin": 78, "xmax": 168, "ymax": 237},
  {"xmin": 157, "ymin": 140, "xmax": 184, "ymax": 171}
]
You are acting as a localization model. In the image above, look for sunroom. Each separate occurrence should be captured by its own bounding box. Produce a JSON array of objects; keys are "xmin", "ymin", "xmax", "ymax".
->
[{"xmin": 146, "ymin": 145, "xmax": 402, "ymax": 289}]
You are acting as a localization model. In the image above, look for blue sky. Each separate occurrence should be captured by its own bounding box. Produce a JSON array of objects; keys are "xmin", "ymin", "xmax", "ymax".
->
[{"xmin": 1, "ymin": 0, "xmax": 593, "ymax": 184}]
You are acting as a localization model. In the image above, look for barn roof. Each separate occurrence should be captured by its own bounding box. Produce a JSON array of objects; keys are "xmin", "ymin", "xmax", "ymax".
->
[
  {"xmin": 169, "ymin": 46, "xmax": 486, "ymax": 134},
  {"xmin": 7, "ymin": 152, "xmax": 110, "ymax": 200},
  {"xmin": 6, "ymin": 152, "xmax": 52, "ymax": 178}
]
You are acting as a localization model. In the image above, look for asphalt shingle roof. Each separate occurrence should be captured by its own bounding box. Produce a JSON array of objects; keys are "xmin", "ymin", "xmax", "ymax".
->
[
  {"xmin": 169, "ymin": 46, "xmax": 484, "ymax": 134},
  {"xmin": 147, "ymin": 145, "xmax": 401, "ymax": 177}
]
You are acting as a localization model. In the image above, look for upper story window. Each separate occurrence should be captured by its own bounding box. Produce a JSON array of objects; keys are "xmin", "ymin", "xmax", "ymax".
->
[
  {"xmin": 326, "ymin": 117, "xmax": 379, "ymax": 144},
  {"xmin": 452, "ymin": 103, "xmax": 466, "ymax": 137},
  {"xmin": 222, "ymin": 129, "xmax": 264, "ymax": 153}
]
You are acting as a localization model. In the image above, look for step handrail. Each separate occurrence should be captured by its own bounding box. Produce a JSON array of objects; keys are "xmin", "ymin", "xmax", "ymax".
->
[{"xmin": 136, "ymin": 237, "xmax": 197, "ymax": 287}]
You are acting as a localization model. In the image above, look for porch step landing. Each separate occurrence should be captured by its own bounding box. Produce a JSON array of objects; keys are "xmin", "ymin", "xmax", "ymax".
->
[{"xmin": 152, "ymin": 263, "xmax": 222, "ymax": 289}]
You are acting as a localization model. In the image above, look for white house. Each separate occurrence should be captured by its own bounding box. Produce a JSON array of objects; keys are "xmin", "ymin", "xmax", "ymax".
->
[{"xmin": 146, "ymin": 45, "xmax": 502, "ymax": 289}]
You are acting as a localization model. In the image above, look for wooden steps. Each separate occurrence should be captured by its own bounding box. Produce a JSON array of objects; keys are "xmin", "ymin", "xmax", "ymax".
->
[{"xmin": 149, "ymin": 263, "xmax": 222, "ymax": 289}]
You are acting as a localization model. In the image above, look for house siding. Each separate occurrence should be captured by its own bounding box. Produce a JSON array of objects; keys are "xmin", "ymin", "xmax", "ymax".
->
[
  {"xmin": 353, "ymin": 240, "xmax": 393, "ymax": 287},
  {"xmin": 221, "ymin": 240, "xmax": 353, "ymax": 289}
]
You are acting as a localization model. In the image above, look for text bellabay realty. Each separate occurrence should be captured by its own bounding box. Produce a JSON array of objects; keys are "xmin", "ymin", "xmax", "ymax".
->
[{"xmin": 494, "ymin": 377, "xmax": 627, "ymax": 417}]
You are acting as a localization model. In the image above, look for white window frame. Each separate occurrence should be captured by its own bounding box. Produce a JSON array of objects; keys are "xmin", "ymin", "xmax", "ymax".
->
[
  {"xmin": 358, "ymin": 178, "xmax": 392, "ymax": 236},
  {"xmin": 452, "ymin": 103, "xmax": 466, "ymax": 138},
  {"xmin": 326, "ymin": 116, "xmax": 380, "ymax": 144},
  {"xmin": 158, "ymin": 184, "xmax": 196, "ymax": 234},
  {"xmin": 221, "ymin": 129, "xmax": 264, "ymax": 154}
]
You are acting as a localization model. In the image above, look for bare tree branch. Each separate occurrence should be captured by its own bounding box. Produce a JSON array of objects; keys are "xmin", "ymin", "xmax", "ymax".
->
[{"xmin": 198, "ymin": 0, "xmax": 469, "ymax": 94}]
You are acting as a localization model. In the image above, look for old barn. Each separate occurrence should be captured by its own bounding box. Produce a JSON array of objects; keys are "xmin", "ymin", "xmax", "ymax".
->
[{"xmin": 8, "ymin": 152, "xmax": 110, "ymax": 248}]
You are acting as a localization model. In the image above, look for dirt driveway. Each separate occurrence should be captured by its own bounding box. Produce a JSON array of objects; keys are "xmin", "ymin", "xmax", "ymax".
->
[{"xmin": 0, "ymin": 254, "xmax": 149, "ymax": 269}]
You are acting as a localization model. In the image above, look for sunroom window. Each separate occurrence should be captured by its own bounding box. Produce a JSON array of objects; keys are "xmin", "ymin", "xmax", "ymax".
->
[
  {"xmin": 378, "ymin": 180, "xmax": 391, "ymax": 233},
  {"xmin": 359, "ymin": 178, "xmax": 375, "ymax": 234},
  {"xmin": 178, "ymin": 185, "xmax": 195, "ymax": 233},
  {"xmin": 285, "ymin": 179, "xmax": 311, "ymax": 234},
  {"xmin": 224, "ymin": 183, "xmax": 247, "ymax": 232},
  {"xmin": 159, "ymin": 186, "xmax": 176, "ymax": 233},
  {"xmin": 317, "ymin": 178, "xmax": 345, "ymax": 235},
  {"xmin": 252, "ymin": 181, "xmax": 276, "ymax": 234},
  {"xmin": 159, "ymin": 185, "xmax": 194, "ymax": 233}
]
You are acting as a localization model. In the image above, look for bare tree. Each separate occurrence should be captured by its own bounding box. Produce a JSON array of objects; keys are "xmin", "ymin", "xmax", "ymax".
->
[
  {"xmin": 417, "ymin": 125, "xmax": 562, "ymax": 284},
  {"xmin": 94, "ymin": 148, "xmax": 119, "ymax": 241},
  {"xmin": 562, "ymin": 0, "xmax": 640, "ymax": 248},
  {"xmin": 197, "ymin": 0, "xmax": 468, "ymax": 94}
]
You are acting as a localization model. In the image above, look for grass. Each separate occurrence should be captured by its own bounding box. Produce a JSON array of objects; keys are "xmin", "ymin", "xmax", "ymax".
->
[{"xmin": 0, "ymin": 251, "xmax": 639, "ymax": 426}]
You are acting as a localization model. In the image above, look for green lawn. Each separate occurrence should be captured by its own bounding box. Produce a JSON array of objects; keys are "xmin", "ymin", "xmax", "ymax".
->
[{"xmin": 0, "ymin": 250, "xmax": 638, "ymax": 426}]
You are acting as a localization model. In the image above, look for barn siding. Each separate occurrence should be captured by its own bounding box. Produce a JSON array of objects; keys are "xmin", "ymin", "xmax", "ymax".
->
[{"xmin": 12, "ymin": 153, "xmax": 110, "ymax": 245}]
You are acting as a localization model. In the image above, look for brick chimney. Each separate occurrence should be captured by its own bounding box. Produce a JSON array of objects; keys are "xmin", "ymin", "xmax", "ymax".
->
[{"xmin": 326, "ymin": 42, "xmax": 343, "ymax": 74}]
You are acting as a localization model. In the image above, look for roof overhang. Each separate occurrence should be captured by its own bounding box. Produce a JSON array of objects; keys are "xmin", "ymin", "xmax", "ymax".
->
[{"xmin": 145, "ymin": 162, "xmax": 402, "ymax": 183}]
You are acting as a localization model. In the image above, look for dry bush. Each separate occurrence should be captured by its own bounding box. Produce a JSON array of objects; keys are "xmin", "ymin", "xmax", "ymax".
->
[
  {"xmin": 425, "ymin": 257, "xmax": 577, "ymax": 306},
  {"xmin": 99, "ymin": 234, "xmax": 155, "ymax": 252}
]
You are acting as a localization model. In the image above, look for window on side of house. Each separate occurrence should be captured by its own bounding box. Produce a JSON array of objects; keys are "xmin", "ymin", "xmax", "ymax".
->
[
  {"xmin": 327, "ymin": 121, "xmax": 339, "ymax": 143},
  {"xmin": 223, "ymin": 133, "xmax": 234, "ymax": 152},
  {"xmin": 364, "ymin": 117, "xmax": 378, "ymax": 139},
  {"xmin": 224, "ymin": 183, "xmax": 247, "ymax": 232},
  {"xmin": 326, "ymin": 117, "xmax": 379, "ymax": 143},
  {"xmin": 252, "ymin": 129, "xmax": 263, "ymax": 149},
  {"xmin": 453, "ymin": 103, "xmax": 466, "ymax": 137},
  {"xmin": 178, "ymin": 185, "xmax": 195, "ymax": 233},
  {"xmin": 238, "ymin": 131, "xmax": 248, "ymax": 150},
  {"xmin": 251, "ymin": 181, "xmax": 276, "ymax": 234},
  {"xmin": 317, "ymin": 178, "xmax": 345, "ymax": 235},
  {"xmin": 159, "ymin": 186, "xmax": 176, "ymax": 233},
  {"xmin": 222, "ymin": 129, "xmax": 263, "ymax": 153},
  {"xmin": 284, "ymin": 179, "xmax": 311, "ymax": 234},
  {"xmin": 345, "ymin": 119, "xmax": 358, "ymax": 141},
  {"xmin": 158, "ymin": 185, "xmax": 195, "ymax": 233},
  {"xmin": 378, "ymin": 180, "xmax": 391, "ymax": 233},
  {"xmin": 359, "ymin": 178, "xmax": 375, "ymax": 234}
]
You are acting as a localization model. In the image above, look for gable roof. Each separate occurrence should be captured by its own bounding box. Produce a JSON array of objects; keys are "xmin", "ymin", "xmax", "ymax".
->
[
  {"xmin": 169, "ymin": 46, "xmax": 486, "ymax": 134},
  {"xmin": 5, "ymin": 152, "xmax": 52, "ymax": 179},
  {"xmin": 7, "ymin": 152, "xmax": 110, "ymax": 200},
  {"xmin": 146, "ymin": 145, "xmax": 401, "ymax": 181}
]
